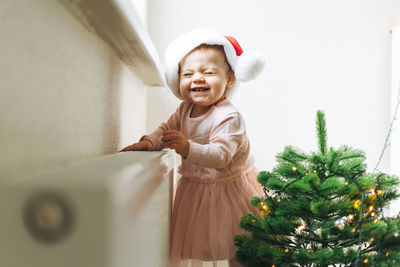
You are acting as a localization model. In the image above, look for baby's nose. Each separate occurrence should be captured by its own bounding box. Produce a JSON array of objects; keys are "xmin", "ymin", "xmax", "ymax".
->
[{"xmin": 193, "ymin": 73, "xmax": 205, "ymax": 82}]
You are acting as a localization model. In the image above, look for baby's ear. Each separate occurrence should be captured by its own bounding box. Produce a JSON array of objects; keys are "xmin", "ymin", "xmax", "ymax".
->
[{"xmin": 227, "ymin": 71, "xmax": 236, "ymax": 88}]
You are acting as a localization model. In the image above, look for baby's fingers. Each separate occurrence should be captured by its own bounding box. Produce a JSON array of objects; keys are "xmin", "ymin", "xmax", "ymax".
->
[
  {"xmin": 161, "ymin": 133, "xmax": 180, "ymax": 142},
  {"xmin": 119, "ymin": 143, "xmax": 145, "ymax": 152},
  {"xmin": 161, "ymin": 140, "xmax": 178, "ymax": 149},
  {"xmin": 119, "ymin": 145, "xmax": 134, "ymax": 152},
  {"xmin": 146, "ymin": 143, "xmax": 154, "ymax": 151}
]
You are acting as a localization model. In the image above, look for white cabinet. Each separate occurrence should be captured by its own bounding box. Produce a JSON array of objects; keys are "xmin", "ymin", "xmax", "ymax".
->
[{"xmin": 0, "ymin": 150, "xmax": 175, "ymax": 267}]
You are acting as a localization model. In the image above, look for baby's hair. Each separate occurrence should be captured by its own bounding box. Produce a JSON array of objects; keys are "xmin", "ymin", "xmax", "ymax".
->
[
  {"xmin": 192, "ymin": 44, "xmax": 232, "ymax": 72},
  {"xmin": 179, "ymin": 44, "xmax": 233, "ymax": 73}
]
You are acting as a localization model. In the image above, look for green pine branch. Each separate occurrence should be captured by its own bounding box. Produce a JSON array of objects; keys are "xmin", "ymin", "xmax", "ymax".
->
[{"xmin": 316, "ymin": 110, "xmax": 328, "ymax": 155}]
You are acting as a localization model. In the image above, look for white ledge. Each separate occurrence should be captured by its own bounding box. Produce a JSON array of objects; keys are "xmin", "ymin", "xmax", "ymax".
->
[{"xmin": 61, "ymin": 0, "xmax": 164, "ymax": 86}]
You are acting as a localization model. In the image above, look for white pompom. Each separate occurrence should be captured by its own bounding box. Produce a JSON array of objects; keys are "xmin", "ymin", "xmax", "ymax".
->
[{"xmin": 235, "ymin": 51, "xmax": 265, "ymax": 82}]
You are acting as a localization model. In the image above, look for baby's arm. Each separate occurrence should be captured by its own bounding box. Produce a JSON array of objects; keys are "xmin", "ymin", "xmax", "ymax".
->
[{"xmin": 119, "ymin": 104, "xmax": 182, "ymax": 152}]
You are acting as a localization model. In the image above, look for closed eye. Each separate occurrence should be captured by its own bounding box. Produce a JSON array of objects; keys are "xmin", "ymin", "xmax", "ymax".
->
[{"xmin": 182, "ymin": 73, "xmax": 193, "ymax": 77}]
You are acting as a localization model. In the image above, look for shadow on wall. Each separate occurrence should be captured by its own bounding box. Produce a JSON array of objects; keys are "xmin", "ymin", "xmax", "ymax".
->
[{"xmin": 0, "ymin": 0, "xmax": 128, "ymax": 179}]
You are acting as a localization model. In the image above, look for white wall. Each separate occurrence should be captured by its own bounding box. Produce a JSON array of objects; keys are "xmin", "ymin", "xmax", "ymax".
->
[
  {"xmin": 389, "ymin": 24, "xmax": 400, "ymax": 216},
  {"xmin": 130, "ymin": 0, "xmax": 148, "ymax": 27},
  {"xmin": 147, "ymin": 0, "xmax": 400, "ymax": 173},
  {"xmin": 0, "ymin": 0, "xmax": 147, "ymax": 178},
  {"xmin": 391, "ymin": 25, "xmax": 400, "ymax": 175}
]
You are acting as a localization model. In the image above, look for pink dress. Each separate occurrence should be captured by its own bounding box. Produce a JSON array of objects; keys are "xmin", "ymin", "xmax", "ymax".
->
[{"xmin": 143, "ymin": 99, "xmax": 263, "ymax": 267}]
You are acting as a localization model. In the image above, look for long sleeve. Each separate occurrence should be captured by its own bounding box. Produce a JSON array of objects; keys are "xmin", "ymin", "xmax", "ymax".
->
[
  {"xmin": 185, "ymin": 113, "xmax": 245, "ymax": 168},
  {"xmin": 141, "ymin": 104, "xmax": 183, "ymax": 150}
]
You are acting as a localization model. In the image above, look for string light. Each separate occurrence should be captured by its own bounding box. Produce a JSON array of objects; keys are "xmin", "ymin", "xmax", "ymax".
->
[
  {"xmin": 370, "ymin": 237, "xmax": 374, "ymax": 242},
  {"xmin": 353, "ymin": 200, "xmax": 361, "ymax": 209},
  {"xmin": 338, "ymin": 224, "xmax": 344, "ymax": 229},
  {"xmin": 252, "ymin": 219, "xmax": 255, "ymax": 223},
  {"xmin": 345, "ymin": 181, "xmax": 349, "ymax": 186},
  {"xmin": 371, "ymin": 212, "xmax": 376, "ymax": 217},
  {"xmin": 348, "ymin": 214, "xmax": 354, "ymax": 222},
  {"xmin": 277, "ymin": 199, "xmax": 281, "ymax": 203},
  {"xmin": 352, "ymin": 228, "xmax": 356, "ymax": 233},
  {"xmin": 394, "ymin": 232, "xmax": 398, "ymax": 238},
  {"xmin": 297, "ymin": 225, "xmax": 306, "ymax": 231},
  {"xmin": 386, "ymin": 252, "xmax": 389, "ymax": 257},
  {"xmin": 284, "ymin": 249, "xmax": 289, "ymax": 253},
  {"xmin": 292, "ymin": 167, "xmax": 297, "ymax": 171},
  {"xmin": 313, "ymin": 169, "xmax": 317, "ymax": 173},
  {"xmin": 368, "ymin": 206, "xmax": 374, "ymax": 212},
  {"xmin": 260, "ymin": 201, "xmax": 269, "ymax": 212},
  {"xmin": 363, "ymin": 259, "xmax": 368, "ymax": 264},
  {"xmin": 339, "ymin": 162, "xmax": 343, "ymax": 166}
]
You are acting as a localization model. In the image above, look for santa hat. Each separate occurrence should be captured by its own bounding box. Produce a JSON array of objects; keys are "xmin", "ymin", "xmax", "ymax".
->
[{"xmin": 164, "ymin": 28, "xmax": 265, "ymax": 100}]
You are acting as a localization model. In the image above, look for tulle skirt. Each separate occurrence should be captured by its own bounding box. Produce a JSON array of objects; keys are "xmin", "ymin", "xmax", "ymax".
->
[{"xmin": 169, "ymin": 168, "xmax": 263, "ymax": 267}]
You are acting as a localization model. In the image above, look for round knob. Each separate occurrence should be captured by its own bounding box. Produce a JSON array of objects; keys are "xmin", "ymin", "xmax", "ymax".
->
[{"xmin": 23, "ymin": 191, "xmax": 74, "ymax": 243}]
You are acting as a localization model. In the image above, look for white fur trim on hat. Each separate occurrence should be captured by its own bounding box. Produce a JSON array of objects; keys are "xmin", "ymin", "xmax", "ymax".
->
[{"xmin": 164, "ymin": 28, "xmax": 265, "ymax": 100}]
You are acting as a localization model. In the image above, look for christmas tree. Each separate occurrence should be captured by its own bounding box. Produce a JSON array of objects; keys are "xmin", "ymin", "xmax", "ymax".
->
[{"xmin": 235, "ymin": 111, "xmax": 400, "ymax": 266}]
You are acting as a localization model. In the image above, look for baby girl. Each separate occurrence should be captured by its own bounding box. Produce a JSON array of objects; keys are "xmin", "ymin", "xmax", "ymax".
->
[{"xmin": 121, "ymin": 28, "xmax": 265, "ymax": 267}]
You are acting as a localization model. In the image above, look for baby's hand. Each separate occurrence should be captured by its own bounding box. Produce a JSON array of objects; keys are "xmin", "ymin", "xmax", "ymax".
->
[
  {"xmin": 119, "ymin": 139, "xmax": 153, "ymax": 152},
  {"xmin": 161, "ymin": 130, "xmax": 189, "ymax": 158}
]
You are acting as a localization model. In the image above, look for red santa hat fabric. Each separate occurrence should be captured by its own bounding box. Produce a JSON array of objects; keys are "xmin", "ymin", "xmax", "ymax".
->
[{"xmin": 164, "ymin": 28, "xmax": 265, "ymax": 100}]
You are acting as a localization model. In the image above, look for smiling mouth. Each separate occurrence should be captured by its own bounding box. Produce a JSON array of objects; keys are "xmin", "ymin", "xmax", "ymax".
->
[{"xmin": 191, "ymin": 88, "xmax": 210, "ymax": 92}]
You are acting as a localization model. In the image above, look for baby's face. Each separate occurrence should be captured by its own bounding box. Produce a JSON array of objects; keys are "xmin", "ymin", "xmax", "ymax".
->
[{"xmin": 179, "ymin": 48, "xmax": 235, "ymax": 107}]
